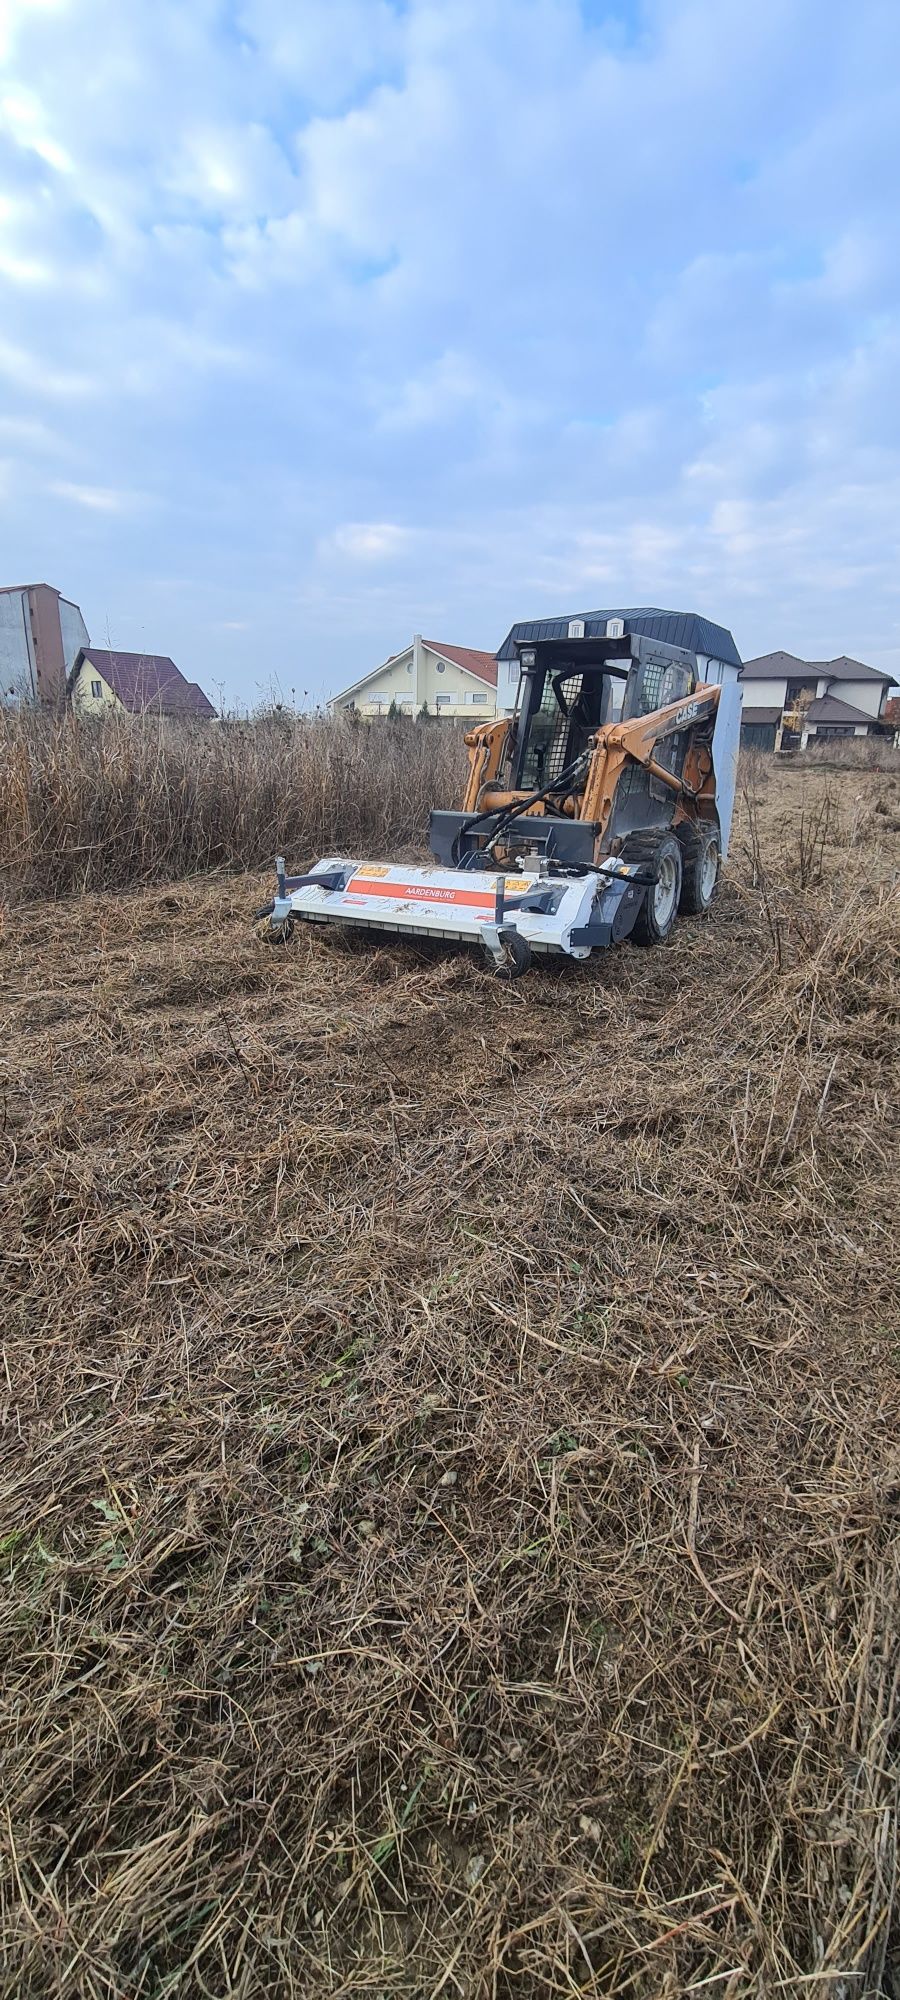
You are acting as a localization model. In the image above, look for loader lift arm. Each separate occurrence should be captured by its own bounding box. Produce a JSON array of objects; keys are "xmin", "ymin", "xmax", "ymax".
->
[{"xmin": 580, "ymin": 683, "xmax": 721, "ymax": 843}]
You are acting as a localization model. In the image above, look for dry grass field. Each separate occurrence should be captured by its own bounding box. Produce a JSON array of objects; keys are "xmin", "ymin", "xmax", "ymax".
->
[
  {"xmin": 0, "ymin": 709, "xmax": 468, "ymax": 898},
  {"xmin": 2, "ymin": 752, "xmax": 899, "ymax": 1998}
]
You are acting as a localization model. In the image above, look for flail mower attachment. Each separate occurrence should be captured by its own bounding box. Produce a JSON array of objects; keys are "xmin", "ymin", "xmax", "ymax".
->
[{"xmin": 260, "ymin": 854, "xmax": 652, "ymax": 976}]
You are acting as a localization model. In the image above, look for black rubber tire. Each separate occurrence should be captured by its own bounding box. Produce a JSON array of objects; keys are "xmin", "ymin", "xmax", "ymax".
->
[
  {"xmin": 492, "ymin": 930, "xmax": 532, "ymax": 980},
  {"xmin": 678, "ymin": 821, "xmax": 721, "ymax": 915},
  {"xmin": 261, "ymin": 913, "xmax": 296, "ymax": 945},
  {"xmin": 622, "ymin": 831, "xmax": 683, "ymax": 946}
]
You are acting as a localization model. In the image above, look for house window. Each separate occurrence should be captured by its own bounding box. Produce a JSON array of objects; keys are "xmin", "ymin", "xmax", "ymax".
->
[
  {"xmin": 91, "ymin": 679, "xmax": 103, "ymax": 699},
  {"xmin": 435, "ymin": 694, "xmax": 453, "ymax": 708},
  {"xmin": 467, "ymin": 690, "xmax": 488, "ymax": 703},
  {"xmin": 436, "ymin": 660, "xmax": 445, "ymax": 673}
]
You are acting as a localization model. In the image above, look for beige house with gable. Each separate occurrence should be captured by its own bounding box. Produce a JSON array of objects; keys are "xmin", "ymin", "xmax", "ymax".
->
[{"xmin": 329, "ymin": 635, "xmax": 498, "ymax": 719}]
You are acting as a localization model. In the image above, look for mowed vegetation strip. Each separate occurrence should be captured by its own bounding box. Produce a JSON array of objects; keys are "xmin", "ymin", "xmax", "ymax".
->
[{"xmin": 1, "ymin": 760, "xmax": 899, "ymax": 1998}]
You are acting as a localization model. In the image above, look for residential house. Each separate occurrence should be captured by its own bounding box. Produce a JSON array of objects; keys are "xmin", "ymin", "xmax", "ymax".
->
[
  {"xmin": 329, "ymin": 635, "xmax": 498, "ymax": 718},
  {"xmin": 0, "ymin": 582, "xmax": 89, "ymax": 705},
  {"xmin": 68, "ymin": 648, "xmax": 216, "ymax": 719},
  {"xmin": 740, "ymin": 652, "xmax": 892, "ymax": 751},
  {"xmin": 495, "ymin": 607, "xmax": 742, "ymax": 715}
]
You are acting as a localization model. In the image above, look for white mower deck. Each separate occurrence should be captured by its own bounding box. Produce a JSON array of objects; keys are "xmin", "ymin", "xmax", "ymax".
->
[{"xmin": 268, "ymin": 857, "xmax": 648, "ymax": 970}]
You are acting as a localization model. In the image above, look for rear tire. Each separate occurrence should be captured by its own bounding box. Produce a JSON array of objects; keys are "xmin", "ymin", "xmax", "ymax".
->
[
  {"xmin": 622, "ymin": 832, "xmax": 683, "ymax": 946},
  {"xmin": 678, "ymin": 821, "xmax": 721, "ymax": 914}
]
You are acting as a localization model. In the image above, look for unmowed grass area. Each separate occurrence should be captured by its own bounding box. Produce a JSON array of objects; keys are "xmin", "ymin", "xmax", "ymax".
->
[
  {"xmin": 0, "ymin": 709, "xmax": 468, "ymax": 897},
  {"xmin": 1, "ymin": 741, "xmax": 899, "ymax": 1998}
]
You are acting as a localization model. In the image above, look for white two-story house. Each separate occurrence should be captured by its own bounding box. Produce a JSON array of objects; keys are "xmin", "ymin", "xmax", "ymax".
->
[{"xmin": 740, "ymin": 652, "xmax": 892, "ymax": 750}]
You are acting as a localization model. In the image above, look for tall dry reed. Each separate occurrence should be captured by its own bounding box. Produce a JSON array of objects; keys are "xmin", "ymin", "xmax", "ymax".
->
[
  {"xmin": 802, "ymin": 732, "xmax": 900, "ymax": 771},
  {"xmin": 0, "ymin": 709, "xmax": 470, "ymax": 897}
]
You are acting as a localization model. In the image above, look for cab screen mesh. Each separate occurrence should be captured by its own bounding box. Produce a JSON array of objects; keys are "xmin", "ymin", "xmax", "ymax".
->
[{"xmin": 521, "ymin": 673, "xmax": 583, "ymax": 788}]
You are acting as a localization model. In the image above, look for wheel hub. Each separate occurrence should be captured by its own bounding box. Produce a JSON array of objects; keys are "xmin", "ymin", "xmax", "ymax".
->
[
  {"xmin": 700, "ymin": 841, "xmax": 719, "ymax": 901},
  {"xmin": 653, "ymin": 852, "xmax": 678, "ymax": 927}
]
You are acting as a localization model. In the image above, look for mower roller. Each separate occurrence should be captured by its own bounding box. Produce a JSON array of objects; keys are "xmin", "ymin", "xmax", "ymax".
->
[{"xmin": 259, "ymin": 622, "xmax": 742, "ymax": 977}]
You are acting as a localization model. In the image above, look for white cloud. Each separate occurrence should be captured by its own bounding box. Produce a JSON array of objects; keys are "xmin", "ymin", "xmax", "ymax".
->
[
  {"xmin": 0, "ymin": 414, "xmax": 61, "ymax": 449},
  {"xmin": 218, "ymin": 209, "xmax": 321, "ymax": 289},
  {"xmin": 164, "ymin": 121, "xmax": 298, "ymax": 221},
  {"xmin": 327, "ymin": 522, "xmax": 412, "ymax": 561},
  {"xmin": 375, "ymin": 350, "xmax": 521, "ymax": 432},
  {"xmin": 0, "ymin": 0, "xmax": 69, "ymax": 48},
  {"xmin": 0, "ymin": 338, "xmax": 96, "ymax": 398},
  {"xmin": 51, "ymin": 480, "xmax": 142, "ymax": 512},
  {"xmin": 0, "ymin": 87, "xmax": 73, "ymax": 171},
  {"xmin": 0, "ymin": 247, "xmax": 53, "ymax": 285},
  {"xmin": 237, "ymin": 0, "xmax": 403, "ymax": 105}
]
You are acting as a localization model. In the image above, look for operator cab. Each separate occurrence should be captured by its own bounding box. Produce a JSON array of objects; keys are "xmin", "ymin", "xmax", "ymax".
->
[
  {"xmin": 428, "ymin": 632, "xmax": 702, "ymax": 871},
  {"xmin": 510, "ymin": 635, "xmax": 697, "ymax": 800}
]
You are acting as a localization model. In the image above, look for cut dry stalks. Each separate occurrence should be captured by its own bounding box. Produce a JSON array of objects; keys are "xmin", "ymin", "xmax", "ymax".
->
[{"xmin": 0, "ymin": 761, "xmax": 898, "ymax": 1999}]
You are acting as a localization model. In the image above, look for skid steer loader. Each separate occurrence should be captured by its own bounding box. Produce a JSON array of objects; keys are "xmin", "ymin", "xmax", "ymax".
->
[{"xmin": 259, "ymin": 624, "xmax": 742, "ymax": 976}]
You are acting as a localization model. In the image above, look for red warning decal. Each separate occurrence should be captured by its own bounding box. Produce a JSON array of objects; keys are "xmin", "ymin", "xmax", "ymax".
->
[{"xmin": 346, "ymin": 878, "xmax": 496, "ymax": 908}]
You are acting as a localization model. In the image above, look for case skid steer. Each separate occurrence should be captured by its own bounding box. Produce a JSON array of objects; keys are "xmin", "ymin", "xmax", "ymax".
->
[{"xmin": 259, "ymin": 625, "xmax": 742, "ymax": 977}]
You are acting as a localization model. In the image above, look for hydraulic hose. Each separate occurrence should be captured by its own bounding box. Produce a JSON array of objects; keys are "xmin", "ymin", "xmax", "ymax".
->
[{"xmin": 451, "ymin": 750, "xmax": 592, "ymax": 867}]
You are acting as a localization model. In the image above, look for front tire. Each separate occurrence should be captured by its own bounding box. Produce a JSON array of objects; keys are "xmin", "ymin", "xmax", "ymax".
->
[
  {"xmin": 261, "ymin": 913, "xmax": 296, "ymax": 945},
  {"xmin": 678, "ymin": 821, "xmax": 721, "ymax": 915},
  {"xmin": 491, "ymin": 929, "xmax": 532, "ymax": 979},
  {"xmin": 623, "ymin": 832, "xmax": 683, "ymax": 946}
]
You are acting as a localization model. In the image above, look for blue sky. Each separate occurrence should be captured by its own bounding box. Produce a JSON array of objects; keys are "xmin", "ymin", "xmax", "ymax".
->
[{"xmin": 1, "ymin": 0, "xmax": 899, "ymax": 707}]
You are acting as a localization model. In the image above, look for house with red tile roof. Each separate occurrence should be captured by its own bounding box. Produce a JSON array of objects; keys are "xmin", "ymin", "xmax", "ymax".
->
[
  {"xmin": 68, "ymin": 647, "xmax": 217, "ymax": 720},
  {"xmin": 329, "ymin": 635, "xmax": 498, "ymax": 719}
]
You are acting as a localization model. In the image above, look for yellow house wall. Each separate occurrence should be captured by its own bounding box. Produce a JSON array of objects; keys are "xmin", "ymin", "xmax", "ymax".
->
[
  {"xmin": 338, "ymin": 644, "xmax": 496, "ymax": 718},
  {"xmin": 347, "ymin": 650, "xmax": 417, "ymax": 712},
  {"xmin": 70, "ymin": 664, "xmax": 122, "ymax": 713},
  {"xmin": 417, "ymin": 646, "xmax": 495, "ymax": 717}
]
